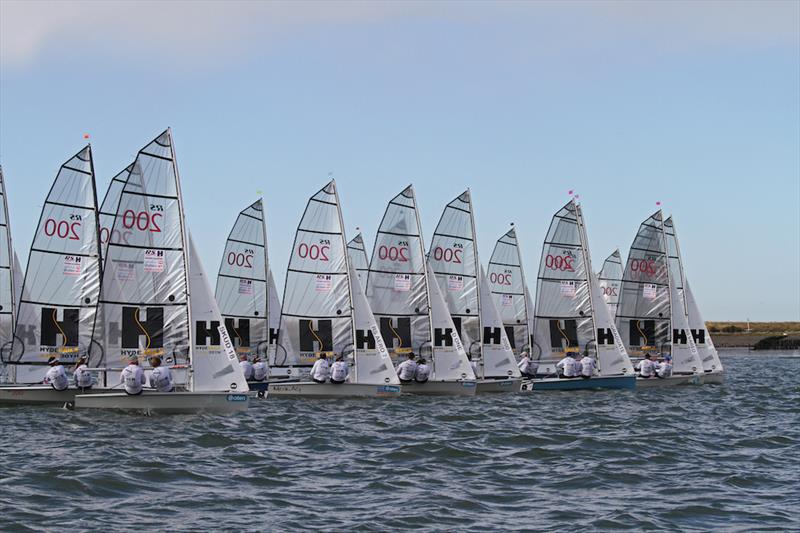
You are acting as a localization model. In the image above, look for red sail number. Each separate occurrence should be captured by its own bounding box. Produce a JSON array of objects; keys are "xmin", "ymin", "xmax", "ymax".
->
[
  {"xmin": 227, "ymin": 252, "xmax": 254, "ymax": 268},
  {"xmin": 545, "ymin": 254, "xmax": 574, "ymax": 271},
  {"xmin": 378, "ymin": 246, "xmax": 409, "ymax": 262},
  {"xmin": 122, "ymin": 210, "xmax": 162, "ymax": 233},
  {"xmin": 630, "ymin": 259, "xmax": 656, "ymax": 276},
  {"xmin": 99, "ymin": 227, "xmax": 131, "ymax": 245},
  {"xmin": 489, "ymin": 272, "xmax": 512, "ymax": 285},
  {"xmin": 43, "ymin": 219, "xmax": 81, "ymax": 240},
  {"xmin": 433, "ymin": 247, "xmax": 462, "ymax": 263},
  {"xmin": 298, "ymin": 243, "xmax": 330, "ymax": 261}
]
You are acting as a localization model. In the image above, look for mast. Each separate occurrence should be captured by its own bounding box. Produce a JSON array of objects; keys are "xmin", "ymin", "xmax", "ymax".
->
[
  {"xmin": 0, "ymin": 167, "xmax": 16, "ymax": 357},
  {"xmin": 657, "ymin": 210, "xmax": 672, "ymax": 354},
  {"xmin": 410, "ymin": 185, "xmax": 435, "ymax": 374},
  {"xmin": 332, "ymin": 180, "xmax": 356, "ymax": 382},
  {"xmin": 574, "ymin": 203, "xmax": 598, "ymax": 358},
  {"xmin": 466, "ymin": 189, "xmax": 482, "ymax": 356}
]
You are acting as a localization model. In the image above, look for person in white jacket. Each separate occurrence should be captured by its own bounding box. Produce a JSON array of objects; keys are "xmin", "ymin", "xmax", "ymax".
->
[
  {"xmin": 238, "ymin": 354, "xmax": 254, "ymax": 381},
  {"xmin": 44, "ymin": 357, "xmax": 69, "ymax": 391},
  {"xmin": 329, "ymin": 355, "xmax": 349, "ymax": 384},
  {"xmin": 396, "ymin": 353, "xmax": 417, "ymax": 383},
  {"xmin": 149, "ymin": 356, "xmax": 174, "ymax": 392},
  {"xmin": 517, "ymin": 351, "xmax": 535, "ymax": 379},
  {"xmin": 120, "ymin": 355, "xmax": 146, "ymax": 395},
  {"xmin": 579, "ymin": 354, "xmax": 596, "ymax": 379},
  {"xmin": 636, "ymin": 353, "xmax": 657, "ymax": 378},
  {"xmin": 252, "ymin": 356, "xmax": 269, "ymax": 381},
  {"xmin": 656, "ymin": 355, "xmax": 673, "ymax": 378},
  {"xmin": 414, "ymin": 358, "xmax": 430, "ymax": 383},
  {"xmin": 309, "ymin": 353, "xmax": 330, "ymax": 384},
  {"xmin": 556, "ymin": 353, "xmax": 579, "ymax": 378},
  {"xmin": 72, "ymin": 356, "xmax": 93, "ymax": 390}
]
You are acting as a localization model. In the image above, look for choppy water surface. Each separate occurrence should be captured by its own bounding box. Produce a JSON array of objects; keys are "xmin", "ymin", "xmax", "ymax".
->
[{"xmin": 1, "ymin": 351, "xmax": 799, "ymax": 532}]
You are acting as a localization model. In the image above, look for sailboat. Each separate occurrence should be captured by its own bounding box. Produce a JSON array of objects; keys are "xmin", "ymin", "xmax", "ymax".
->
[
  {"xmin": 487, "ymin": 226, "xmax": 533, "ymax": 355},
  {"xmin": 74, "ymin": 130, "xmax": 249, "ymax": 413},
  {"xmin": 525, "ymin": 200, "xmax": 635, "ymax": 391},
  {"xmin": 0, "ymin": 167, "xmax": 19, "ymax": 381},
  {"xmin": 365, "ymin": 185, "xmax": 476, "ymax": 395},
  {"xmin": 215, "ymin": 199, "xmax": 274, "ymax": 392},
  {"xmin": 597, "ymin": 249, "xmax": 623, "ymax": 319},
  {"xmin": 347, "ymin": 233, "xmax": 369, "ymax": 291},
  {"xmin": 615, "ymin": 211, "xmax": 703, "ymax": 387},
  {"xmin": 268, "ymin": 181, "xmax": 401, "ymax": 397},
  {"xmin": 0, "ymin": 146, "xmax": 105, "ymax": 404},
  {"xmin": 429, "ymin": 190, "xmax": 521, "ymax": 393}
]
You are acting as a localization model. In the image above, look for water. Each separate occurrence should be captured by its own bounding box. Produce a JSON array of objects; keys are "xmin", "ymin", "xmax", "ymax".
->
[{"xmin": 1, "ymin": 350, "xmax": 798, "ymax": 532}]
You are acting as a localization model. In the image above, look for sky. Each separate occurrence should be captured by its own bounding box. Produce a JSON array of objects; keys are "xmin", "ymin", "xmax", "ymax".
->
[{"xmin": 0, "ymin": 0, "xmax": 798, "ymax": 321}]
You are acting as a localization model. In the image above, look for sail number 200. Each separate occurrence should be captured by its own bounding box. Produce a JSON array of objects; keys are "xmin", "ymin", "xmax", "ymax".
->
[{"xmin": 298, "ymin": 240, "xmax": 330, "ymax": 261}]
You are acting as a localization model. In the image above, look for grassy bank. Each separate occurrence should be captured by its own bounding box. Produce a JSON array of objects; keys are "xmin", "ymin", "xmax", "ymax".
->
[{"xmin": 705, "ymin": 322, "xmax": 800, "ymax": 348}]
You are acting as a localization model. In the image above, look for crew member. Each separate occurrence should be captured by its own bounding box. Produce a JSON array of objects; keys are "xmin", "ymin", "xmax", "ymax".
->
[
  {"xmin": 636, "ymin": 353, "xmax": 656, "ymax": 378},
  {"xmin": 330, "ymin": 355, "xmax": 349, "ymax": 385},
  {"xmin": 309, "ymin": 353, "xmax": 330, "ymax": 384},
  {"xmin": 396, "ymin": 353, "xmax": 417, "ymax": 384},
  {"xmin": 517, "ymin": 351, "xmax": 535, "ymax": 379},
  {"xmin": 149, "ymin": 355, "xmax": 174, "ymax": 392},
  {"xmin": 656, "ymin": 355, "xmax": 673, "ymax": 379},
  {"xmin": 44, "ymin": 357, "xmax": 69, "ymax": 391},
  {"xmin": 556, "ymin": 352, "xmax": 579, "ymax": 379},
  {"xmin": 469, "ymin": 355, "xmax": 480, "ymax": 378},
  {"xmin": 120, "ymin": 354, "xmax": 146, "ymax": 395},
  {"xmin": 238, "ymin": 354, "xmax": 254, "ymax": 380},
  {"xmin": 414, "ymin": 358, "xmax": 430, "ymax": 383},
  {"xmin": 252, "ymin": 356, "xmax": 269, "ymax": 381},
  {"xmin": 72, "ymin": 356, "xmax": 93, "ymax": 390},
  {"xmin": 579, "ymin": 353, "xmax": 596, "ymax": 379}
]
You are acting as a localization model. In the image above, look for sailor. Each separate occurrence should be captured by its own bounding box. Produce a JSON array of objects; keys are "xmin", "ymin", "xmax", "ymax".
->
[
  {"xmin": 556, "ymin": 352, "xmax": 579, "ymax": 379},
  {"xmin": 252, "ymin": 356, "xmax": 269, "ymax": 382},
  {"xmin": 579, "ymin": 353, "xmax": 597, "ymax": 379},
  {"xmin": 517, "ymin": 351, "xmax": 535, "ymax": 378},
  {"xmin": 636, "ymin": 353, "xmax": 657, "ymax": 378},
  {"xmin": 656, "ymin": 355, "xmax": 673, "ymax": 379},
  {"xmin": 239, "ymin": 354, "xmax": 254, "ymax": 381},
  {"xmin": 309, "ymin": 353, "xmax": 330, "ymax": 384},
  {"xmin": 44, "ymin": 356, "xmax": 69, "ymax": 391},
  {"xmin": 72, "ymin": 356, "xmax": 93, "ymax": 390},
  {"xmin": 469, "ymin": 355, "xmax": 480, "ymax": 377},
  {"xmin": 330, "ymin": 355, "xmax": 349, "ymax": 385},
  {"xmin": 149, "ymin": 356, "xmax": 174, "ymax": 392},
  {"xmin": 414, "ymin": 358, "xmax": 430, "ymax": 383},
  {"xmin": 120, "ymin": 354, "xmax": 146, "ymax": 395},
  {"xmin": 396, "ymin": 353, "xmax": 417, "ymax": 384}
]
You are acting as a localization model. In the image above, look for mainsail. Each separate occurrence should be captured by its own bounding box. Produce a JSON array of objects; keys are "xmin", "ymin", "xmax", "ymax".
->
[
  {"xmin": 685, "ymin": 278, "xmax": 723, "ymax": 373},
  {"xmin": 429, "ymin": 190, "xmax": 480, "ymax": 355},
  {"xmin": 215, "ymin": 199, "xmax": 269, "ymax": 360},
  {"xmin": 597, "ymin": 249, "xmax": 623, "ymax": 318},
  {"xmin": 478, "ymin": 265, "xmax": 521, "ymax": 379},
  {"xmin": 0, "ymin": 166, "xmax": 17, "ymax": 360},
  {"xmin": 98, "ymin": 129, "xmax": 192, "ymax": 384},
  {"xmin": 487, "ymin": 227, "xmax": 532, "ymax": 354},
  {"xmin": 347, "ymin": 233, "xmax": 369, "ymax": 290},
  {"xmin": 365, "ymin": 186, "xmax": 430, "ymax": 361},
  {"xmin": 277, "ymin": 181, "xmax": 353, "ymax": 368},
  {"xmin": 98, "ymin": 163, "xmax": 132, "ymax": 263},
  {"xmin": 11, "ymin": 146, "xmax": 102, "ymax": 383}
]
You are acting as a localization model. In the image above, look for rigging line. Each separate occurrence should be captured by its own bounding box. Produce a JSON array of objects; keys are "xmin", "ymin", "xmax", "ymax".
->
[
  {"xmin": 308, "ymin": 320, "xmax": 325, "ymax": 352},
  {"xmin": 388, "ymin": 321, "xmax": 403, "ymax": 349},
  {"xmin": 52, "ymin": 308, "xmax": 69, "ymax": 349},
  {"xmin": 635, "ymin": 320, "xmax": 648, "ymax": 347},
  {"xmin": 134, "ymin": 308, "xmax": 152, "ymax": 349},
  {"xmin": 556, "ymin": 320, "xmax": 571, "ymax": 346}
]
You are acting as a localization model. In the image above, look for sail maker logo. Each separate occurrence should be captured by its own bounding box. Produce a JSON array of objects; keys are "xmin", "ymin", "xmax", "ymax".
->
[
  {"xmin": 196, "ymin": 320, "xmax": 222, "ymax": 346},
  {"xmin": 40, "ymin": 307, "xmax": 80, "ymax": 355},
  {"xmin": 121, "ymin": 306, "xmax": 164, "ymax": 357},
  {"xmin": 299, "ymin": 319, "xmax": 332, "ymax": 354},
  {"xmin": 379, "ymin": 317, "xmax": 411, "ymax": 353},
  {"xmin": 224, "ymin": 318, "xmax": 250, "ymax": 350}
]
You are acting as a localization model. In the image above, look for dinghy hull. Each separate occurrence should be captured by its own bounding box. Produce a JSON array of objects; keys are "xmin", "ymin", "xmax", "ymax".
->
[
  {"xmin": 0, "ymin": 386, "xmax": 103, "ymax": 406},
  {"xmin": 401, "ymin": 380, "xmax": 476, "ymax": 396},
  {"xmin": 522, "ymin": 374, "xmax": 635, "ymax": 391},
  {"xmin": 635, "ymin": 373, "xmax": 703, "ymax": 387},
  {"xmin": 702, "ymin": 371, "xmax": 724, "ymax": 385},
  {"xmin": 475, "ymin": 378, "xmax": 522, "ymax": 393},
  {"xmin": 74, "ymin": 391, "xmax": 250, "ymax": 414},
  {"xmin": 268, "ymin": 382, "xmax": 401, "ymax": 398}
]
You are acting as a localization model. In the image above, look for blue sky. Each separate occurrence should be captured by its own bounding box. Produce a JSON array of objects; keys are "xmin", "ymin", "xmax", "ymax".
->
[{"xmin": 1, "ymin": 0, "xmax": 798, "ymax": 321}]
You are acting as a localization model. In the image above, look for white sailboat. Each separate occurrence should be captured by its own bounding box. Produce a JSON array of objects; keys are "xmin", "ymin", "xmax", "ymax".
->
[
  {"xmin": 215, "ymin": 199, "xmax": 273, "ymax": 391},
  {"xmin": 616, "ymin": 211, "xmax": 703, "ymax": 387},
  {"xmin": 268, "ymin": 180, "xmax": 400, "ymax": 397},
  {"xmin": 365, "ymin": 185, "xmax": 476, "ymax": 395},
  {"xmin": 0, "ymin": 146, "xmax": 105, "ymax": 404},
  {"xmin": 0, "ymin": 167, "xmax": 19, "ymax": 381},
  {"xmin": 487, "ymin": 226, "xmax": 533, "ymax": 355},
  {"xmin": 75, "ymin": 129, "xmax": 249, "ymax": 413},
  {"xmin": 597, "ymin": 249, "xmax": 623, "ymax": 319},
  {"xmin": 526, "ymin": 200, "xmax": 635, "ymax": 391},
  {"xmin": 347, "ymin": 232, "xmax": 369, "ymax": 291},
  {"xmin": 429, "ymin": 190, "xmax": 521, "ymax": 393}
]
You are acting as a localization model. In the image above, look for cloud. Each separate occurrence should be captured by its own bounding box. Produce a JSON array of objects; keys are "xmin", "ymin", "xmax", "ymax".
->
[{"xmin": 1, "ymin": 0, "xmax": 797, "ymax": 68}]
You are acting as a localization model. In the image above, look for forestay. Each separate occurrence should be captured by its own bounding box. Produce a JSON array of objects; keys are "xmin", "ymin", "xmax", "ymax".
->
[
  {"xmin": 277, "ymin": 181, "xmax": 352, "ymax": 367},
  {"xmin": 98, "ymin": 163, "xmax": 132, "ymax": 263},
  {"xmin": 11, "ymin": 146, "xmax": 102, "ymax": 382},
  {"xmin": 0, "ymin": 167, "xmax": 17, "ymax": 359},
  {"xmin": 365, "ymin": 186, "xmax": 430, "ymax": 360},
  {"xmin": 487, "ymin": 227, "xmax": 532, "ymax": 354},
  {"xmin": 597, "ymin": 249, "xmax": 623, "ymax": 319},
  {"xmin": 429, "ymin": 191, "xmax": 480, "ymax": 355},
  {"xmin": 98, "ymin": 130, "xmax": 192, "ymax": 382},
  {"xmin": 615, "ymin": 211, "xmax": 671, "ymax": 358},
  {"xmin": 215, "ymin": 199, "xmax": 269, "ymax": 361},
  {"xmin": 426, "ymin": 261, "xmax": 474, "ymax": 381},
  {"xmin": 478, "ymin": 265, "xmax": 521, "ymax": 379},
  {"xmin": 188, "ymin": 233, "xmax": 249, "ymax": 392},
  {"xmin": 685, "ymin": 278, "xmax": 723, "ymax": 373},
  {"xmin": 349, "ymin": 262, "xmax": 399, "ymax": 385},
  {"xmin": 347, "ymin": 233, "xmax": 369, "ymax": 291}
]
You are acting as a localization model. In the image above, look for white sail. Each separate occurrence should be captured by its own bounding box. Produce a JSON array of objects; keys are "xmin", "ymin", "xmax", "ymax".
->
[
  {"xmin": 188, "ymin": 232, "xmax": 248, "ymax": 392},
  {"xmin": 589, "ymin": 270, "xmax": 634, "ymax": 376},
  {"xmin": 615, "ymin": 210, "xmax": 671, "ymax": 358},
  {"xmin": 426, "ymin": 261, "xmax": 475, "ymax": 381},
  {"xmin": 597, "ymin": 249, "xmax": 623, "ymax": 318},
  {"xmin": 0, "ymin": 166, "xmax": 16, "ymax": 359},
  {"xmin": 266, "ymin": 267, "xmax": 282, "ymax": 365},
  {"xmin": 429, "ymin": 190, "xmax": 480, "ymax": 355},
  {"xmin": 349, "ymin": 262, "xmax": 399, "ymax": 385},
  {"xmin": 478, "ymin": 265, "xmax": 521, "ymax": 379},
  {"xmin": 98, "ymin": 163, "xmax": 132, "ymax": 263},
  {"xmin": 487, "ymin": 227, "xmax": 531, "ymax": 354},
  {"xmin": 685, "ymin": 278, "xmax": 722, "ymax": 373},
  {"xmin": 365, "ymin": 186, "xmax": 430, "ymax": 360},
  {"xmin": 215, "ymin": 199, "xmax": 269, "ymax": 360},
  {"xmin": 347, "ymin": 233, "xmax": 369, "ymax": 291},
  {"xmin": 98, "ymin": 130, "xmax": 192, "ymax": 384},
  {"xmin": 277, "ymin": 180, "xmax": 352, "ymax": 368},
  {"xmin": 11, "ymin": 146, "xmax": 102, "ymax": 383}
]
